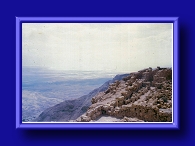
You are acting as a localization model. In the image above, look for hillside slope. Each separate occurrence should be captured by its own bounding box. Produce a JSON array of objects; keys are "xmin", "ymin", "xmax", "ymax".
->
[{"xmin": 34, "ymin": 73, "xmax": 129, "ymax": 122}]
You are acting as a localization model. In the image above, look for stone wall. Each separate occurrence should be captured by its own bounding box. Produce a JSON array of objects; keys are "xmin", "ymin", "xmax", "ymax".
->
[{"xmin": 77, "ymin": 67, "xmax": 172, "ymax": 122}]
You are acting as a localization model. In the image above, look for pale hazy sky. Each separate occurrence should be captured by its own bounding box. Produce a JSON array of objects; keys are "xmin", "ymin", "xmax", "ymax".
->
[{"xmin": 22, "ymin": 23, "xmax": 173, "ymax": 72}]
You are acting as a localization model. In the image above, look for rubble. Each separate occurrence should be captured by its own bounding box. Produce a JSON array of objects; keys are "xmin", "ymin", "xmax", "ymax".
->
[{"xmin": 76, "ymin": 67, "xmax": 172, "ymax": 122}]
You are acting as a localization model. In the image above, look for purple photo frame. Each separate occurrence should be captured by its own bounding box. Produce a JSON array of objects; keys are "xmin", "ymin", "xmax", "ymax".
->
[{"xmin": 16, "ymin": 17, "xmax": 179, "ymax": 129}]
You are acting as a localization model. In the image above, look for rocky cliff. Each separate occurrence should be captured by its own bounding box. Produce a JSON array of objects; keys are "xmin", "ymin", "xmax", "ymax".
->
[
  {"xmin": 34, "ymin": 73, "xmax": 129, "ymax": 122},
  {"xmin": 76, "ymin": 67, "xmax": 172, "ymax": 122}
]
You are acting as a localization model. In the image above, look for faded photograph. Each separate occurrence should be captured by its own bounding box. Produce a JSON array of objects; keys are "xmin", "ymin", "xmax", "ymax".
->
[{"xmin": 22, "ymin": 23, "xmax": 173, "ymax": 122}]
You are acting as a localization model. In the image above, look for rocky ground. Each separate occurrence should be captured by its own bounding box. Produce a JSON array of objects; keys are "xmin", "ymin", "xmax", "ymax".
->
[
  {"xmin": 92, "ymin": 115, "xmax": 144, "ymax": 122},
  {"xmin": 76, "ymin": 67, "xmax": 172, "ymax": 122}
]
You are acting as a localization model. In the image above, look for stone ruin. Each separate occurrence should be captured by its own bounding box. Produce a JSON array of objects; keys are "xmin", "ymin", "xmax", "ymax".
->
[{"xmin": 76, "ymin": 67, "xmax": 172, "ymax": 122}]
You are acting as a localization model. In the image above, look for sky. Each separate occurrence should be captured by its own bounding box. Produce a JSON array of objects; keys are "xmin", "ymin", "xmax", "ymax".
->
[{"xmin": 22, "ymin": 23, "xmax": 173, "ymax": 73}]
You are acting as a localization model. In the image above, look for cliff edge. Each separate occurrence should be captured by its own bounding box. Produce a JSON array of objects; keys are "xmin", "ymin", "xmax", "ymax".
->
[{"xmin": 34, "ymin": 73, "xmax": 129, "ymax": 122}]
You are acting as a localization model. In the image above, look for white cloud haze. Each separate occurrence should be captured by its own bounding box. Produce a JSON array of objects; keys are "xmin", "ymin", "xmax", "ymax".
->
[{"xmin": 22, "ymin": 23, "xmax": 173, "ymax": 72}]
